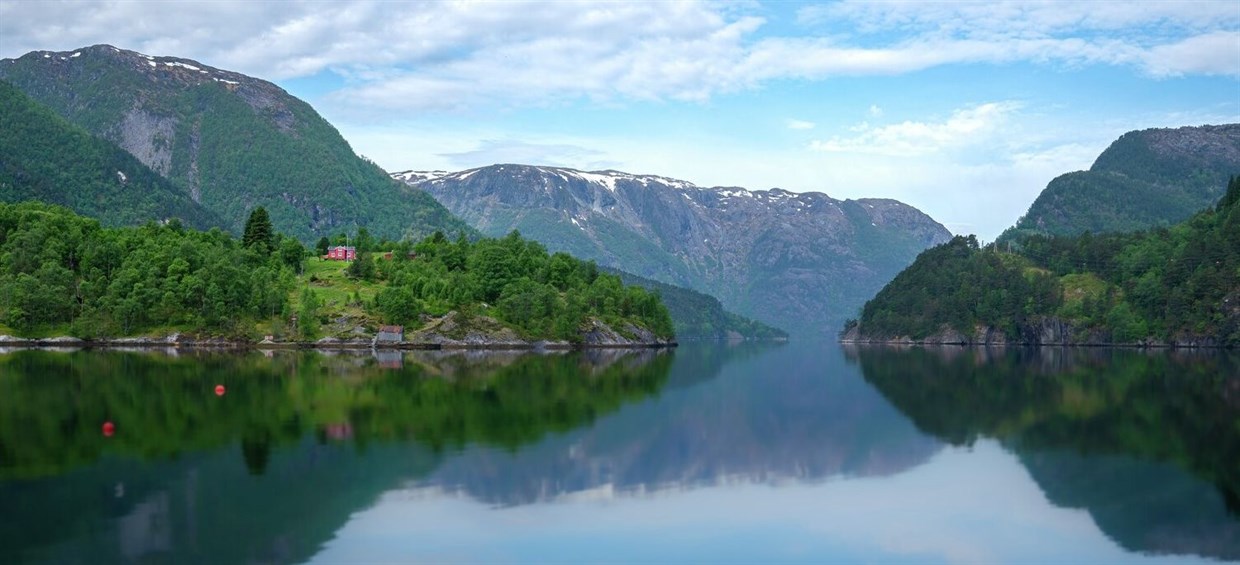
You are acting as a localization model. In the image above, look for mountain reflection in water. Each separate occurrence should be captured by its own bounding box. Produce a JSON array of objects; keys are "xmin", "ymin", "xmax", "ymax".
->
[
  {"xmin": 848, "ymin": 344, "xmax": 1240, "ymax": 561},
  {"xmin": 1, "ymin": 343, "xmax": 1236, "ymax": 563}
]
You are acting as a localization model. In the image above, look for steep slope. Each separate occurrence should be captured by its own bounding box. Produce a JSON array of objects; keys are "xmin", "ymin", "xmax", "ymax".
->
[
  {"xmin": 0, "ymin": 79, "xmax": 220, "ymax": 228},
  {"xmin": 1001, "ymin": 124, "xmax": 1240, "ymax": 240},
  {"xmin": 0, "ymin": 45, "xmax": 469, "ymax": 241},
  {"xmin": 845, "ymin": 176, "xmax": 1240, "ymax": 346},
  {"xmin": 396, "ymin": 165, "xmax": 950, "ymax": 336}
]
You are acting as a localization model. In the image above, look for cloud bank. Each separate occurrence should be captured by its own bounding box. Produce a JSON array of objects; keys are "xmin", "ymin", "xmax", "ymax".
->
[{"xmin": 2, "ymin": 1, "xmax": 1236, "ymax": 113}]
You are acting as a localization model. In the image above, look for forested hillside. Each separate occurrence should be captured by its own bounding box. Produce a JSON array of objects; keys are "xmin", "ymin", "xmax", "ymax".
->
[
  {"xmin": 1000, "ymin": 124, "xmax": 1240, "ymax": 241},
  {"xmin": 845, "ymin": 176, "xmax": 1240, "ymax": 346},
  {"xmin": 0, "ymin": 80, "xmax": 220, "ymax": 228},
  {"xmin": 0, "ymin": 202, "xmax": 673, "ymax": 343},
  {"xmin": 0, "ymin": 45, "xmax": 470, "ymax": 241}
]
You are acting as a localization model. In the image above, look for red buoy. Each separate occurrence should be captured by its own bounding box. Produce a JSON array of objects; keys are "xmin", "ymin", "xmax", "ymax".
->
[
  {"xmin": 215, "ymin": 384, "xmax": 226, "ymax": 396},
  {"xmin": 102, "ymin": 421, "xmax": 115, "ymax": 437}
]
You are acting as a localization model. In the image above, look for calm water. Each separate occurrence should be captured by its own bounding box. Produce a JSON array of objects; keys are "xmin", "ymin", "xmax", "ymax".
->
[{"xmin": 1, "ymin": 343, "xmax": 1237, "ymax": 563}]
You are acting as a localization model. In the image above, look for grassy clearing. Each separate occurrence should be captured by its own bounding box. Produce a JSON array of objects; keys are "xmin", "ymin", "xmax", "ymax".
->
[{"xmin": 290, "ymin": 258, "xmax": 386, "ymax": 337}]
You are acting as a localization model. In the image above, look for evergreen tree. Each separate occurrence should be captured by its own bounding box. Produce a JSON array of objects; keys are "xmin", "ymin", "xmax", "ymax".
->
[
  {"xmin": 242, "ymin": 207, "xmax": 275, "ymax": 255},
  {"xmin": 315, "ymin": 236, "xmax": 330, "ymax": 256}
]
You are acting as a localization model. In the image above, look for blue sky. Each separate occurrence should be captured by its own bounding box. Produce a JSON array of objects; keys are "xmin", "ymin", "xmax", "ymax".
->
[{"xmin": 2, "ymin": 1, "xmax": 1237, "ymax": 239}]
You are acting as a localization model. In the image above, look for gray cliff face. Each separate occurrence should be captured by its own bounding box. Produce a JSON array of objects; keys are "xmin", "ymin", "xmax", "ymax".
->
[{"xmin": 395, "ymin": 165, "xmax": 951, "ymax": 336}]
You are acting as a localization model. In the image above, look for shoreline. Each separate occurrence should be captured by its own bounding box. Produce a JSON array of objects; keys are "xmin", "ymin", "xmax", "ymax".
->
[{"xmin": 0, "ymin": 335, "xmax": 678, "ymax": 351}]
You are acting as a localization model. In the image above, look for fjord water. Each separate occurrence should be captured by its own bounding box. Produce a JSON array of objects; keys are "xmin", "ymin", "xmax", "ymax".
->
[{"xmin": 1, "ymin": 344, "xmax": 1236, "ymax": 563}]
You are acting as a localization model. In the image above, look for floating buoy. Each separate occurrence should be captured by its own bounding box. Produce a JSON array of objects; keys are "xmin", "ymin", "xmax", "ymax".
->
[
  {"xmin": 215, "ymin": 384, "xmax": 226, "ymax": 396},
  {"xmin": 102, "ymin": 421, "xmax": 115, "ymax": 437}
]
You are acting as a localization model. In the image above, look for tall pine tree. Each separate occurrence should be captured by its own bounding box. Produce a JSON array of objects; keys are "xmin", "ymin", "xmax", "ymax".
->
[{"xmin": 242, "ymin": 207, "xmax": 275, "ymax": 255}]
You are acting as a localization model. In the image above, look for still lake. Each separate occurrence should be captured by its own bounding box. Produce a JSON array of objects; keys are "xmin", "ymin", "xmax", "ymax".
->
[{"xmin": 1, "ymin": 342, "xmax": 1237, "ymax": 563}]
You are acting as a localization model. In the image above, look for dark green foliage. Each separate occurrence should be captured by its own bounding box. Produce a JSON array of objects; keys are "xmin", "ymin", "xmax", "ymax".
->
[
  {"xmin": 345, "ymin": 251, "xmax": 376, "ymax": 281},
  {"xmin": 0, "ymin": 201, "xmax": 295, "ymax": 336},
  {"xmin": 605, "ymin": 267, "xmax": 788, "ymax": 339},
  {"xmin": 383, "ymin": 231, "xmax": 675, "ymax": 341},
  {"xmin": 857, "ymin": 235, "xmax": 1062, "ymax": 339},
  {"xmin": 855, "ymin": 177, "xmax": 1240, "ymax": 345},
  {"xmin": 242, "ymin": 207, "xmax": 274, "ymax": 254},
  {"xmin": 315, "ymin": 236, "xmax": 330, "ymax": 256},
  {"xmin": 0, "ymin": 47, "xmax": 474, "ymax": 241},
  {"xmin": 296, "ymin": 287, "xmax": 321, "ymax": 339},
  {"xmin": 0, "ymin": 79, "xmax": 220, "ymax": 228},
  {"xmin": 278, "ymin": 237, "xmax": 306, "ymax": 273}
]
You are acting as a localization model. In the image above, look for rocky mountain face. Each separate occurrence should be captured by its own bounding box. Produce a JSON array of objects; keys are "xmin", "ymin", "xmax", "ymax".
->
[
  {"xmin": 396, "ymin": 165, "xmax": 951, "ymax": 336},
  {"xmin": 1001, "ymin": 124, "xmax": 1240, "ymax": 240},
  {"xmin": 0, "ymin": 45, "xmax": 468, "ymax": 240}
]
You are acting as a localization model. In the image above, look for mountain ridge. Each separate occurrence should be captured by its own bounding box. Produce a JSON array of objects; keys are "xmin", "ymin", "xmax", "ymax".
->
[
  {"xmin": 396, "ymin": 164, "xmax": 951, "ymax": 336},
  {"xmin": 1000, "ymin": 123, "xmax": 1240, "ymax": 241}
]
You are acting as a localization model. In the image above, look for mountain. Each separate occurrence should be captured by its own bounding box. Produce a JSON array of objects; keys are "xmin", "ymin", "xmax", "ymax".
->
[
  {"xmin": 395, "ymin": 165, "xmax": 951, "ymax": 336},
  {"xmin": 0, "ymin": 79, "xmax": 221, "ymax": 229},
  {"xmin": 0, "ymin": 45, "xmax": 469, "ymax": 241},
  {"xmin": 1000, "ymin": 124, "xmax": 1240, "ymax": 241},
  {"xmin": 844, "ymin": 176, "xmax": 1240, "ymax": 346}
]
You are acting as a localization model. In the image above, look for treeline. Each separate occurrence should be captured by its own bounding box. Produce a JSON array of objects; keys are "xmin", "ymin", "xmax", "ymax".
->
[
  {"xmin": 850, "ymin": 176, "xmax": 1240, "ymax": 345},
  {"xmin": 0, "ymin": 201, "xmax": 674, "ymax": 341},
  {"xmin": 365, "ymin": 230, "xmax": 675, "ymax": 341},
  {"xmin": 0, "ymin": 202, "xmax": 300, "ymax": 336},
  {"xmin": 852, "ymin": 234, "xmax": 1061, "ymax": 339}
]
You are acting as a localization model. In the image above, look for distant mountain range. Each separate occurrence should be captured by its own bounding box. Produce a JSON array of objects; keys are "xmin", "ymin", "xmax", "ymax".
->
[
  {"xmin": 0, "ymin": 44, "xmax": 787, "ymax": 339},
  {"xmin": 396, "ymin": 165, "xmax": 951, "ymax": 336},
  {"xmin": 1000, "ymin": 124, "xmax": 1240, "ymax": 241},
  {"xmin": 0, "ymin": 45, "xmax": 469, "ymax": 241}
]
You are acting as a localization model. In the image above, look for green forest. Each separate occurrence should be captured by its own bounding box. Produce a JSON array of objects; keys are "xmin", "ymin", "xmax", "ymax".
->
[
  {"xmin": 848, "ymin": 176, "xmax": 1240, "ymax": 345},
  {"xmin": 0, "ymin": 201, "xmax": 674, "ymax": 342}
]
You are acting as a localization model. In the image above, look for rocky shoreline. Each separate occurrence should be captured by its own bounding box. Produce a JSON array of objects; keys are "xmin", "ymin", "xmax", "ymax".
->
[
  {"xmin": 839, "ymin": 318, "xmax": 1229, "ymax": 348},
  {"xmin": 0, "ymin": 314, "xmax": 678, "ymax": 351}
]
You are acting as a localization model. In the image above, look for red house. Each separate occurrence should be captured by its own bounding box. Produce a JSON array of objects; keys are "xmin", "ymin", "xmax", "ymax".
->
[{"xmin": 325, "ymin": 246, "xmax": 356, "ymax": 261}]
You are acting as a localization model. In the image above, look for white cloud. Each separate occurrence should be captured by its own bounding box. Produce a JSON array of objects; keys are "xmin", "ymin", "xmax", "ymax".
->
[
  {"xmin": 1, "ymin": 1, "xmax": 1235, "ymax": 114},
  {"xmin": 1143, "ymin": 31, "xmax": 1240, "ymax": 77},
  {"xmin": 786, "ymin": 119, "xmax": 816, "ymax": 130},
  {"xmin": 809, "ymin": 102, "xmax": 1021, "ymax": 156},
  {"xmin": 868, "ymin": 105, "xmax": 884, "ymax": 118}
]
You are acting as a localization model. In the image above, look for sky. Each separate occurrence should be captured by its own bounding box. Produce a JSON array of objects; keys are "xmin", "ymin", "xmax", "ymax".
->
[{"xmin": 1, "ymin": 1, "xmax": 1238, "ymax": 240}]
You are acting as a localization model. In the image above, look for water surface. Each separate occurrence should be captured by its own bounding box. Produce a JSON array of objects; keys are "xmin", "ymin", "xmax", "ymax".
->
[{"xmin": 0, "ymin": 343, "xmax": 1236, "ymax": 563}]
